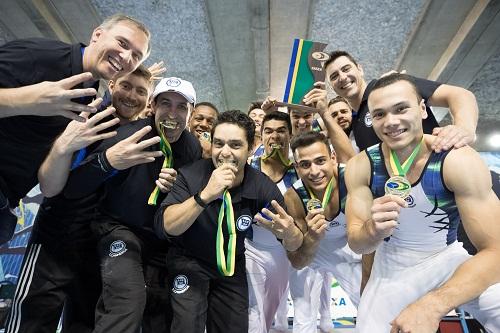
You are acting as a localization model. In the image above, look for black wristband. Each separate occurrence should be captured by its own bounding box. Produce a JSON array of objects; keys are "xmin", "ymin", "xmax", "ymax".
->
[
  {"xmin": 97, "ymin": 151, "xmax": 115, "ymax": 173},
  {"xmin": 193, "ymin": 192, "xmax": 208, "ymax": 208}
]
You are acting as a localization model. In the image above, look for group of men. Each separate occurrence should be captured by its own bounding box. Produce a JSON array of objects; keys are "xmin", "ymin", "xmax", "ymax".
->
[{"xmin": 0, "ymin": 12, "xmax": 499, "ymax": 333}]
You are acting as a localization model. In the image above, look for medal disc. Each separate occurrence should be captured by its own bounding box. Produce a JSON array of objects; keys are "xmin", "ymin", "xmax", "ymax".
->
[
  {"xmin": 306, "ymin": 198, "xmax": 322, "ymax": 212},
  {"xmin": 384, "ymin": 176, "xmax": 411, "ymax": 198},
  {"xmin": 201, "ymin": 132, "xmax": 211, "ymax": 142}
]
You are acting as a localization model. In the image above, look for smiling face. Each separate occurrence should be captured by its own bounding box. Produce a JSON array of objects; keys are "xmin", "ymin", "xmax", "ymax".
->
[
  {"xmin": 261, "ymin": 119, "xmax": 291, "ymax": 157},
  {"xmin": 211, "ymin": 123, "xmax": 252, "ymax": 175},
  {"xmin": 328, "ymin": 100, "xmax": 353, "ymax": 130},
  {"xmin": 84, "ymin": 22, "xmax": 149, "ymax": 81},
  {"xmin": 368, "ymin": 80, "xmax": 427, "ymax": 151},
  {"xmin": 294, "ymin": 141, "xmax": 336, "ymax": 194},
  {"xmin": 248, "ymin": 108, "xmax": 266, "ymax": 135},
  {"xmin": 109, "ymin": 72, "xmax": 150, "ymax": 122},
  {"xmin": 153, "ymin": 92, "xmax": 191, "ymax": 143},
  {"xmin": 189, "ymin": 105, "xmax": 218, "ymax": 139},
  {"xmin": 290, "ymin": 110, "xmax": 314, "ymax": 135},
  {"xmin": 326, "ymin": 56, "xmax": 366, "ymax": 101}
]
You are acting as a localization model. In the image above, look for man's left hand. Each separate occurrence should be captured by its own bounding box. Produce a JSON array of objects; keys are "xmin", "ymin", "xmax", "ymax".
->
[
  {"xmin": 390, "ymin": 300, "xmax": 442, "ymax": 333},
  {"xmin": 156, "ymin": 168, "xmax": 177, "ymax": 193},
  {"xmin": 431, "ymin": 125, "xmax": 475, "ymax": 152}
]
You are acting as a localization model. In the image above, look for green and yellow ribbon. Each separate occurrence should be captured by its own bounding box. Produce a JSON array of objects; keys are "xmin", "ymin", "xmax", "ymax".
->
[
  {"xmin": 216, "ymin": 190, "xmax": 237, "ymax": 276},
  {"xmin": 389, "ymin": 137, "xmax": 424, "ymax": 177},
  {"xmin": 148, "ymin": 123, "xmax": 174, "ymax": 205},
  {"xmin": 262, "ymin": 147, "xmax": 292, "ymax": 167},
  {"xmin": 307, "ymin": 176, "xmax": 336, "ymax": 209}
]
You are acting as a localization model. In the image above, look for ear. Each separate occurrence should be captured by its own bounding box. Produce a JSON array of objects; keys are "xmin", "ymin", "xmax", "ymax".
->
[
  {"xmin": 90, "ymin": 27, "xmax": 103, "ymax": 43},
  {"xmin": 108, "ymin": 80, "xmax": 115, "ymax": 91},
  {"xmin": 419, "ymin": 99, "xmax": 428, "ymax": 119},
  {"xmin": 331, "ymin": 149, "xmax": 337, "ymax": 161}
]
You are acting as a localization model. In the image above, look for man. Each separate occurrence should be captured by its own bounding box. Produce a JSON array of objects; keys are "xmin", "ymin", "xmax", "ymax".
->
[
  {"xmin": 156, "ymin": 110, "xmax": 302, "ymax": 333},
  {"xmin": 246, "ymin": 111, "xmax": 298, "ymax": 333},
  {"xmin": 345, "ymin": 74, "xmax": 500, "ymax": 332},
  {"xmin": 0, "ymin": 14, "xmax": 151, "ymax": 243},
  {"xmin": 188, "ymin": 101, "xmax": 218, "ymax": 158},
  {"xmin": 5, "ymin": 65, "xmax": 154, "ymax": 333},
  {"xmin": 62, "ymin": 77, "xmax": 201, "ymax": 333},
  {"xmin": 248, "ymin": 101, "xmax": 266, "ymax": 155},
  {"xmin": 323, "ymin": 50, "xmax": 478, "ymax": 152}
]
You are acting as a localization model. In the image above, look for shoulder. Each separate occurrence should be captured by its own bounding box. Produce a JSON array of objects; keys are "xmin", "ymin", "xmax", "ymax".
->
[
  {"xmin": 345, "ymin": 150, "xmax": 371, "ymax": 187},
  {"xmin": 443, "ymin": 145, "xmax": 491, "ymax": 194}
]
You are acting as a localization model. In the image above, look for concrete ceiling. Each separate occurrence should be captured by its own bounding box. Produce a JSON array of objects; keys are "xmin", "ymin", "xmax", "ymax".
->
[{"xmin": 0, "ymin": 0, "xmax": 498, "ymax": 151}]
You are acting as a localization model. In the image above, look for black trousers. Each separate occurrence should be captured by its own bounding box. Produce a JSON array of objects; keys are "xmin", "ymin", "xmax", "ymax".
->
[
  {"xmin": 167, "ymin": 249, "xmax": 248, "ymax": 333},
  {"xmin": 92, "ymin": 220, "xmax": 170, "ymax": 333},
  {"xmin": 4, "ymin": 226, "xmax": 101, "ymax": 333}
]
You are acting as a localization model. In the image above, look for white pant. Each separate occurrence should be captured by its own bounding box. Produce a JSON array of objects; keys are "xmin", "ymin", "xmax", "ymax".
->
[
  {"xmin": 246, "ymin": 239, "xmax": 289, "ymax": 333},
  {"xmin": 357, "ymin": 242, "xmax": 500, "ymax": 333},
  {"xmin": 288, "ymin": 267, "xmax": 334, "ymax": 333}
]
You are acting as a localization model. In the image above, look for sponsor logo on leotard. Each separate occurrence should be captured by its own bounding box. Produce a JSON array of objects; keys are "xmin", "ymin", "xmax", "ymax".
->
[
  {"xmin": 172, "ymin": 274, "xmax": 189, "ymax": 294},
  {"xmin": 404, "ymin": 194, "xmax": 416, "ymax": 208},
  {"xmin": 109, "ymin": 240, "xmax": 127, "ymax": 257}
]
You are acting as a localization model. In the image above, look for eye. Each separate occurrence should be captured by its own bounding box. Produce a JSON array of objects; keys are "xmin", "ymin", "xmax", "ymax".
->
[
  {"xmin": 298, "ymin": 161, "xmax": 311, "ymax": 169},
  {"xmin": 118, "ymin": 39, "xmax": 128, "ymax": 49},
  {"xmin": 342, "ymin": 65, "xmax": 351, "ymax": 73},
  {"xmin": 315, "ymin": 157, "xmax": 327, "ymax": 165},
  {"xmin": 373, "ymin": 111, "xmax": 383, "ymax": 119},
  {"xmin": 229, "ymin": 142, "xmax": 242, "ymax": 149},
  {"xmin": 263, "ymin": 129, "xmax": 273, "ymax": 135},
  {"xmin": 331, "ymin": 111, "xmax": 338, "ymax": 118},
  {"xmin": 213, "ymin": 141, "xmax": 223, "ymax": 148},
  {"xmin": 137, "ymin": 89, "xmax": 147, "ymax": 97},
  {"xmin": 330, "ymin": 73, "xmax": 339, "ymax": 81}
]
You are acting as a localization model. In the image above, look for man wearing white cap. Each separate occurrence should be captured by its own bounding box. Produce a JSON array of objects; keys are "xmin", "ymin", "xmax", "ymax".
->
[{"xmin": 63, "ymin": 77, "xmax": 202, "ymax": 332}]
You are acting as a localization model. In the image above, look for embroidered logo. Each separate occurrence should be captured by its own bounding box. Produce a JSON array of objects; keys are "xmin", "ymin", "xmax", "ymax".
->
[
  {"xmin": 109, "ymin": 240, "xmax": 127, "ymax": 257},
  {"xmin": 364, "ymin": 112, "xmax": 372, "ymax": 127},
  {"xmin": 172, "ymin": 275, "xmax": 189, "ymax": 294},
  {"xmin": 166, "ymin": 78, "xmax": 181, "ymax": 87},
  {"xmin": 236, "ymin": 215, "xmax": 252, "ymax": 231}
]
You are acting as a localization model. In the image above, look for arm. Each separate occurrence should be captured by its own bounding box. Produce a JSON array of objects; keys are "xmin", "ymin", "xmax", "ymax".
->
[
  {"xmin": 163, "ymin": 163, "xmax": 238, "ymax": 236},
  {"xmin": 0, "ymin": 72, "xmax": 99, "ymax": 121},
  {"xmin": 303, "ymin": 82, "xmax": 355, "ymax": 162},
  {"xmin": 427, "ymin": 84, "xmax": 478, "ymax": 152},
  {"xmin": 283, "ymin": 189, "xmax": 326, "ymax": 269},
  {"xmin": 391, "ymin": 147, "xmax": 500, "ymax": 332},
  {"xmin": 345, "ymin": 153, "xmax": 406, "ymax": 254},
  {"xmin": 38, "ymin": 105, "xmax": 118, "ymax": 197}
]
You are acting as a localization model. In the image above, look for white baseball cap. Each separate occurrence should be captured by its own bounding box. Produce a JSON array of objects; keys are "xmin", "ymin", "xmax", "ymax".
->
[{"xmin": 152, "ymin": 77, "xmax": 196, "ymax": 104}]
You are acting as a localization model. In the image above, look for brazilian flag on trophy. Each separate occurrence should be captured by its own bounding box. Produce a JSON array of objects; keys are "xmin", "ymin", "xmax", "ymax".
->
[{"xmin": 283, "ymin": 39, "xmax": 329, "ymax": 104}]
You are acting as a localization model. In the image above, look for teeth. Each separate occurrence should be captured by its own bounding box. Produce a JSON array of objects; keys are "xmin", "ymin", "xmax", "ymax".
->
[
  {"xmin": 387, "ymin": 129, "xmax": 405, "ymax": 137},
  {"xmin": 108, "ymin": 56, "xmax": 123, "ymax": 72},
  {"xmin": 160, "ymin": 120, "xmax": 178, "ymax": 129},
  {"xmin": 270, "ymin": 143, "xmax": 282, "ymax": 149}
]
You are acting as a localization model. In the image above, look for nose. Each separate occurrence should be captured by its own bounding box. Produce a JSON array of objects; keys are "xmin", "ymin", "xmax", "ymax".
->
[
  {"xmin": 310, "ymin": 162, "xmax": 321, "ymax": 176},
  {"xmin": 199, "ymin": 119, "xmax": 209, "ymax": 129},
  {"xmin": 220, "ymin": 144, "xmax": 232, "ymax": 156},
  {"xmin": 385, "ymin": 112, "xmax": 399, "ymax": 126},
  {"xmin": 338, "ymin": 71, "xmax": 348, "ymax": 82}
]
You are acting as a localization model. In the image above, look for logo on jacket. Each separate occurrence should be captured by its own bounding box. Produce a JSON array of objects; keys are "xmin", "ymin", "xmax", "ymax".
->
[
  {"xmin": 109, "ymin": 240, "xmax": 127, "ymax": 257},
  {"xmin": 172, "ymin": 275, "xmax": 189, "ymax": 294},
  {"xmin": 364, "ymin": 112, "xmax": 372, "ymax": 127},
  {"xmin": 236, "ymin": 215, "xmax": 252, "ymax": 231}
]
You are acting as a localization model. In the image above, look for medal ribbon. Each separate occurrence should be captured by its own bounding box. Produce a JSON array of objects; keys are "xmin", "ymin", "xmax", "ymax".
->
[
  {"xmin": 389, "ymin": 137, "xmax": 424, "ymax": 177},
  {"xmin": 216, "ymin": 190, "xmax": 237, "ymax": 276},
  {"xmin": 148, "ymin": 123, "xmax": 173, "ymax": 205},
  {"xmin": 307, "ymin": 176, "xmax": 336, "ymax": 208},
  {"xmin": 262, "ymin": 147, "xmax": 292, "ymax": 167}
]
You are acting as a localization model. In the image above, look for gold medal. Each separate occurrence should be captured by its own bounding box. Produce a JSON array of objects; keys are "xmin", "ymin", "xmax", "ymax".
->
[
  {"xmin": 200, "ymin": 132, "xmax": 211, "ymax": 142},
  {"xmin": 306, "ymin": 198, "xmax": 322, "ymax": 212},
  {"xmin": 384, "ymin": 176, "xmax": 411, "ymax": 199}
]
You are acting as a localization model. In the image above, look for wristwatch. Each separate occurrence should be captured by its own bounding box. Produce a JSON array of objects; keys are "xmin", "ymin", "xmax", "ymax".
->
[{"xmin": 193, "ymin": 192, "xmax": 208, "ymax": 208}]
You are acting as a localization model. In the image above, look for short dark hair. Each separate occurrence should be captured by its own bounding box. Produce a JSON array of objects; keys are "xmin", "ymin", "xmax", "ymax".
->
[
  {"xmin": 369, "ymin": 73, "xmax": 422, "ymax": 101},
  {"xmin": 328, "ymin": 95, "xmax": 350, "ymax": 108},
  {"xmin": 195, "ymin": 101, "xmax": 219, "ymax": 114},
  {"xmin": 261, "ymin": 111, "xmax": 292, "ymax": 134},
  {"xmin": 290, "ymin": 131, "xmax": 331, "ymax": 155},
  {"xmin": 323, "ymin": 50, "xmax": 359, "ymax": 70},
  {"xmin": 247, "ymin": 101, "xmax": 263, "ymax": 114},
  {"xmin": 212, "ymin": 110, "xmax": 255, "ymax": 149}
]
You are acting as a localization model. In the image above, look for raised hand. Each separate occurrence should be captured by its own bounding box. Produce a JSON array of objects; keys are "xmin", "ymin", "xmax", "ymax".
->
[
  {"xmin": 148, "ymin": 61, "xmax": 167, "ymax": 81},
  {"xmin": 303, "ymin": 81, "xmax": 328, "ymax": 113},
  {"xmin": 54, "ymin": 100, "xmax": 119, "ymax": 155},
  {"xmin": 105, "ymin": 126, "xmax": 163, "ymax": 170},
  {"xmin": 200, "ymin": 163, "xmax": 238, "ymax": 203},
  {"xmin": 254, "ymin": 200, "xmax": 297, "ymax": 240},
  {"xmin": 156, "ymin": 168, "xmax": 177, "ymax": 193},
  {"xmin": 370, "ymin": 195, "xmax": 407, "ymax": 239}
]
